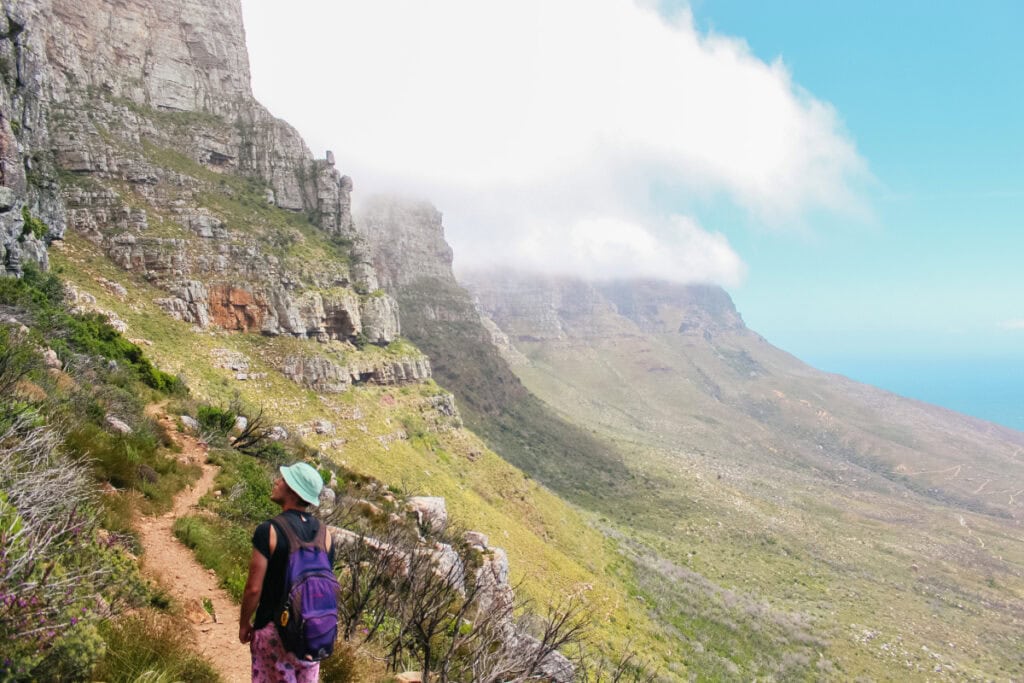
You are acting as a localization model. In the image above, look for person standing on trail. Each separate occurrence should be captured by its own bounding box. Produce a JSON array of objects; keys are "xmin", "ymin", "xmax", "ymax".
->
[{"xmin": 239, "ymin": 462, "xmax": 333, "ymax": 682}]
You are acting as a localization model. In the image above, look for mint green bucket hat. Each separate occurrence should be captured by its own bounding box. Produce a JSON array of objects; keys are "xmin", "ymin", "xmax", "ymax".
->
[{"xmin": 280, "ymin": 462, "xmax": 324, "ymax": 506}]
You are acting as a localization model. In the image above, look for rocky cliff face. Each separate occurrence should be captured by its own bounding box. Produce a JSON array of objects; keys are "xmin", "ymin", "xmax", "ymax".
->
[
  {"xmin": 358, "ymin": 196, "xmax": 457, "ymax": 293},
  {"xmin": 357, "ymin": 195, "xmax": 525, "ymax": 409},
  {"xmin": 0, "ymin": 1, "xmax": 62, "ymax": 275},
  {"xmin": 463, "ymin": 271, "xmax": 748, "ymax": 343},
  {"xmin": 0, "ymin": 0, "xmax": 401, "ymax": 348},
  {"xmin": 356, "ymin": 196, "xmax": 637, "ymax": 499}
]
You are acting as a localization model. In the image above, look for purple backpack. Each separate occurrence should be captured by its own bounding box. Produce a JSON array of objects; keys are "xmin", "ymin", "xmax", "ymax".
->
[{"xmin": 273, "ymin": 514, "xmax": 340, "ymax": 661}]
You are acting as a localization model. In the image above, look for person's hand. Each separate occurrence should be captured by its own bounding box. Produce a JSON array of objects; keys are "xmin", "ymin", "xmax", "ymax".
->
[{"xmin": 239, "ymin": 622, "xmax": 253, "ymax": 644}]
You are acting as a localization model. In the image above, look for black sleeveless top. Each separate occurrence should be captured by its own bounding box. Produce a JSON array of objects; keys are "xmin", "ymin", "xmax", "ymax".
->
[{"xmin": 251, "ymin": 509, "xmax": 334, "ymax": 629}]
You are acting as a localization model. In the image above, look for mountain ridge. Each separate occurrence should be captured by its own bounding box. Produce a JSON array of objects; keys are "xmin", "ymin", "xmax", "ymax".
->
[{"xmin": 357, "ymin": 192, "xmax": 1024, "ymax": 677}]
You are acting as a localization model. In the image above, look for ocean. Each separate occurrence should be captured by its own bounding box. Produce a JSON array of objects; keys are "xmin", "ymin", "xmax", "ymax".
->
[{"xmin": 811, "ymin": 356, "xmax": 1024, "ymax": 433}]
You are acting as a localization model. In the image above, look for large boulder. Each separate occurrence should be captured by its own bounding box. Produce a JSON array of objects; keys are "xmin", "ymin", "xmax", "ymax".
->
[
  {"xmin": 360, "ymin": 293, "xmax": 400, "ymax": 344},
  {"xmin": 105, "ymin": 415, "xmax": 133, "ymax": 434},
  {"xmin": 406, "ymin": 496, "xmax": 448, "ymax": 534}
]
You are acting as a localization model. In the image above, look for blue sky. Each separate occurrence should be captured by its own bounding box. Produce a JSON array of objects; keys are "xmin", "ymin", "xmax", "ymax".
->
[{"xmin": 681, "ymin": 0, "xmax": 1024, "ymax": 364}]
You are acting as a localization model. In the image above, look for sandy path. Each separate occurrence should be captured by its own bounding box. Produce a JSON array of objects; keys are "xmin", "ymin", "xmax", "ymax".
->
[{"xmin": 136, "ymin": 409, "xmax": 251, "ymax": 683}]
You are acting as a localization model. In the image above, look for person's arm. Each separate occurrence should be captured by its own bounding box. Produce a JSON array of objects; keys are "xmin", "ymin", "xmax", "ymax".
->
[{"xmin": 239, "ymin": 525, "xmax": 276, "ymax": 644}]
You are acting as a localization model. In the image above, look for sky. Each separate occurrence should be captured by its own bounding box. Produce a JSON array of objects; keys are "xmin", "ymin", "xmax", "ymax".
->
[{"xmin": 239, "ymin": 0, "xmax": 1024, "ymax": 422}]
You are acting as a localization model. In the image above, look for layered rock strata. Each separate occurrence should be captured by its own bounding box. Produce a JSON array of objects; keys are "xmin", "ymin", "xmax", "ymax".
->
[
  {"xmin": 463, "ymin": 272, "xmax": 749, "ymax": 342},
  {"xmin": 279, "ymin": 353, "xmax": 432, "ymax": 392},
  {"xmin": 4, "ymin": 0, "xmax": 400, "ymax": 347},
  {"xmin": 0, "ymin": 0, "xmax": 64, "ymax": 275}
]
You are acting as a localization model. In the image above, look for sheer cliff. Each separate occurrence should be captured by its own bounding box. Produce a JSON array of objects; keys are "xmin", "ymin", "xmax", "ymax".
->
[
  {"xmin": 358, "ymin": 195, "xmax": 637, "ymax": 501},
  {"xmin": 1, "ymin": 0, "xmax": 399, "ymax": 346}
]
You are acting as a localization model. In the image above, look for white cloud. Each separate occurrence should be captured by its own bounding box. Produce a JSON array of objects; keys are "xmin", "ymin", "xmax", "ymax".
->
[
  {"xmin": 998, "ymin": 319, "xmax": 1024, "ymax": 330},
  {"xmin": 240, "ymin": 0, "xmax": 866, "ymax": 285}
]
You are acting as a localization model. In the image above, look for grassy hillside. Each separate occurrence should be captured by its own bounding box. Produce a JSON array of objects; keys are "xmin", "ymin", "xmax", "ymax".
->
[
  {"xmin": 394, "ymin": 276, "xmax": 635, "ymax": 507},
  {"xmin": 0, "ymin": 266, "xmax": 220, "ymax": 681},
  {"xmin": 48, "ymin": 233, "xmax": 678, "ymax": 674},
  {"xmin": 505, "ymin": 319, "xmax": 1024, "ymax": 680}
]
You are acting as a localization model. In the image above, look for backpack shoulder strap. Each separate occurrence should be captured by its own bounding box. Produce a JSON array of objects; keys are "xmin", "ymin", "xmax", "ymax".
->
[
  {"xmin": 313, "ymin": 521, "xmax": 329, "ymax": 552},
  {"xmin": 272, "ymin": 513, "xmax": 304, "ymax": 553}
]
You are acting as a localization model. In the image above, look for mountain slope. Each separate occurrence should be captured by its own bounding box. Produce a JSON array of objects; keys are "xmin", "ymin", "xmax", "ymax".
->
[
  {"xmin": 358, "ymin": 196, "xmax": 636, "ymax": 505},
  {"xmin": 0, "ymin": 0, "xmax": 678, "ymax": 673},
  {"xmin": 6, "ymin": 0, "xmax": 1022, "ymax": 677},
  {"xmin": 463, "ymin": 270, "xmax": 1024, "ymax": 680},
  {"xmin": 359, "ymin": 195, "xmax": 1024, "ymax": 678}
]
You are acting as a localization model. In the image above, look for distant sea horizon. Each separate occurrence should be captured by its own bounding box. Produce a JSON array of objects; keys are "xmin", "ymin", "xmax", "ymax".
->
[{"xmin": 808, "ymin": 355, "xmax": 1024, "ymax": 433}]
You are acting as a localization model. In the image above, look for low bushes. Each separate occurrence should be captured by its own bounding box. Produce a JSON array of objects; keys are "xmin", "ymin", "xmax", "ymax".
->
[
  {"xmin": 0, "ymin": 265, "xmax": 185, "ymax": 393},
  {"xmin": 0, "ymin": 270, "xmax": 214, "ymax": 681},
  {"xmin": 197, "ymin": 404, "xmax": 237, "ymax": 445}
]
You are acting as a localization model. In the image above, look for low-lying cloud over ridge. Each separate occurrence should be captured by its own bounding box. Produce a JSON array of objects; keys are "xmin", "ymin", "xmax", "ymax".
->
[{"xmin": 241, "ymin": 0, "xmax": 866, "ymax": 286}]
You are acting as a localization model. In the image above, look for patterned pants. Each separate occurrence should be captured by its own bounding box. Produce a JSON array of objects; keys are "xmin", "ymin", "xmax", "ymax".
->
[{"xmin": 250, "ymin": 622, "xmax": 320, "ymax": 682}]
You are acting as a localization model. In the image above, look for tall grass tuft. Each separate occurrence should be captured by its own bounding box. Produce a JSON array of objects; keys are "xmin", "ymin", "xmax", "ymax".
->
[{"xmin": 91, "ymin": 610, "xmax": 220, "ymax": 682}]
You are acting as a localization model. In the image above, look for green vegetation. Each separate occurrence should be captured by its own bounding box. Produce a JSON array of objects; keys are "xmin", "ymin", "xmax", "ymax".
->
[
  {"xmin": 0, "ymin": 269, "xmax": 211, "ymax": 681},
  {"xmin": 0, "ymin": 265, "xmax": 184, "ymax": 393},
  {"xmin": 501, "ymin": 316, "xmax": 1024, "ymax": 680},
  {"xmin": 196, "ymin": 403, "xmax": 237, "ymax": 443},
  {"xmin": 20, "ymin": 207, "xmax": 48, "ymax": 240},
  {"xmin": 173, "ymin": 514, "xmax": 253, "ymax": 601},
  {"xmin": 91, "ymin": 611, "xmax": 220, "ymax": 682}
]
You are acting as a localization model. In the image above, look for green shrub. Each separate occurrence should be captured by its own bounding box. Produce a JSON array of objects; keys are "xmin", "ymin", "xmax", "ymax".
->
[
  {"xmin": 99, "ymin": 490, "xmax": 138, "ymax": 538},
  {"xmin": 247, "ymin": 439, "xmax": 290, "ymax": 466},
  {"xmin": 197, "ymin": 404, "xmax": 236, "ymax": 444},
  {"xmin": 0, "ymin": 266, "xmax": 185, "ymax": 394},
  {"xmin": 20, "ymin": 207, "xmax": 48, "ymax": 240},
  {"xmin": 205, "ymin": 450, "xmax": 276, "ymax": 524},
  {"xmin": 0, "ymin": 326, "xmax": 40, "ymax": 401},
  {"xmin": 63, "ymin": 421, "xmax": 198, "ymax": 514},
  {"xmin": 31, "ymin": 622, "xmax": 107, "ymax": 681},
  {"xmin": 90, "ymin": 611, "xmax": 219, "ymax": 683},
  {"xmin": 173, "ymin": 515, "xmax": 252, "ymax": 600},
  {"xmin": 0, "ymin": 441, "xmax": 147, "ymax": 681}
]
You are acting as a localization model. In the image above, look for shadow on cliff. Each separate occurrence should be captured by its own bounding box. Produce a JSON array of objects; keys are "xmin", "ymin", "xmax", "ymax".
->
[{"xmin": 396, "ymin": 276, "xmax": 635, "ymax": 507}]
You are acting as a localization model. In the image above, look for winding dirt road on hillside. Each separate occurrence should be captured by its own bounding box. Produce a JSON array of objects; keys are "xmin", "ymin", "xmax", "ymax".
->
[{"xmin": 136, "ymin": 409, "xmax": 250, "ymax": 682}]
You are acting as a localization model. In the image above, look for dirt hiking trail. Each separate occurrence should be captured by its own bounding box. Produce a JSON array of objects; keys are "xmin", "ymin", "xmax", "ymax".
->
[{"xmin": 137, "ymin": 407, "xmax": 250, "ymax": 682}]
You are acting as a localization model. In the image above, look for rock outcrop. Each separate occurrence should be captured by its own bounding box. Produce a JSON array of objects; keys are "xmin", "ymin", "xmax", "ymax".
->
[
  {"xmin": 357, "ymin": 195, "xmax": 525, "ymax": 417},
  {"xmin": 463, "ymin": 271, "xmax": 749, "ymax": 342},
  {"xmin": 405, "ymin": 496, "xmax": 448, "ymax": 534},
  {"xmin": 358, "ymin": 197, "xmax": 457, "ymax": 292},
  {"xmin": 279, "ymin": 352, "xmax": 431, "ymax": 393},
  {"xmin": 0, "ymin": 0, "xmax": 65, "ymax": 275},
  {"xmin": 2, "ymin": 0, "xmax": 399, "ymax": 345}
]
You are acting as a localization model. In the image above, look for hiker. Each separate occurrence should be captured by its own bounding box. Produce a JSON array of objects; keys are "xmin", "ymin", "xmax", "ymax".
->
[{"xmin": 239, "ymin": 462, "xmax": 335, "ymax": 682}]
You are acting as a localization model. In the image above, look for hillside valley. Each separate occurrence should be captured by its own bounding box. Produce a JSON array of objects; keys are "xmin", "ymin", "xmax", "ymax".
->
[
  {"xmin": 461, "ymin": 270, "xmax": 1024, "ymax": 679},
  {"xmin": 359, "ymin": 196, "xmax": 1024, "ymax": 679}
]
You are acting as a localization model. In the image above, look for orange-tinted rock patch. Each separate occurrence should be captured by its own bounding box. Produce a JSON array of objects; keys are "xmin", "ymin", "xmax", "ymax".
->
[{"xmin": 208, "ymin": 284, "xmax": 266, "ymax": 331}]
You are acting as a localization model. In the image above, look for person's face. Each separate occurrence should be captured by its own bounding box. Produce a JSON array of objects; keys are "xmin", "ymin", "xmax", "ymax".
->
[{"xmin": 270, "ymin": 475, "xmax": 289, "ymax": 505}]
